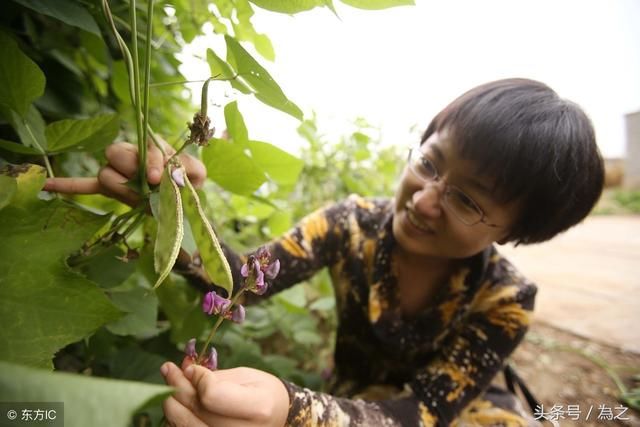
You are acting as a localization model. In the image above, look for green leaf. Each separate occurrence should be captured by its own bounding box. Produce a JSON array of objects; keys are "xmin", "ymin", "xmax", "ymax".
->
[
  {"xmin": 0, "ymin": 361, "xmax": 172, "ymax": 426},
  {"xmin": 1, "ymin": 105, "xmax": 47, "ymax": 152},
  {"xmin": 207, "ymin": 49, "xmax": 236, "ymax": 80},
  {"xmin": 248, "ymin": 0, "xmax": 324, "ymax": 13},
  {"xmin": 76, "ymin": 246, "xmax": 137, "ymax": 289},
  {"xmin": 248, "ymin": 140, "xmax": 304, "ymax": 185},
  {"xmin": 253, "ymin": 33, "xmax": 275, "ymax": 62},
  {"xmin": 0, "ymin": 166, "xmax": 120, "ymax": 368},
  {"xmin": 202, "ymin": 138, "xmax": 267, "ymax": 195},
  {"xmin": 267, "ymin": 209, "xmax": 292, "ymax": 236},
  {"xmin": 106, "ymin": 284, "xmax": 159, "ymax": 337},
  {"xmin": 0, "ymin": 175, "xmax": 17, "ymax": 210},
  {"xmin": 10, "ymin": 0, "xmax": 101, "ymax": 36},
  {"xmin": 182, "ymin": 175, "xmax": 234, "ymax": 296},
  {"xmin": 224, "ymin": 101, "xmax": 249, "ymax": 144},
  {"xmin": 45, "ymin": 113, "xmax": 120, "ymax": 153},
  {"xmin": 108, "ymin": 346, "xmax": 167, "ymax": 384},
  {"xmin": 0, "ymin": 138, "xmax": 41, "ymax": 155},
  {"xmin": 1, "ymin": 162, "xmax": 46, "ymax": 209},
  {"xmin": 0, "ymin": 31, "xmax": 45, "ymax": 117},
  {"xmin": 206, "ymin": 49, "xmax": 252, "ymax": 95},
  {"xmin": 153, "ymin": 167, "xmax": 184, "ymax": 289},
  {"xmin": 339, "ymin": 0, "xmax": 414, "ymax": 9},
  {"xmin": 225, "ymin": 36, "xmax": 303, "ymax": 120}
]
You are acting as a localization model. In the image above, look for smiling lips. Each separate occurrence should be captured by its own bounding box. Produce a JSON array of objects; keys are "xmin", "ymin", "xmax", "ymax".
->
[{"xmin": 405, "ymin": 201, "xmax": 435, "ymax": 234}]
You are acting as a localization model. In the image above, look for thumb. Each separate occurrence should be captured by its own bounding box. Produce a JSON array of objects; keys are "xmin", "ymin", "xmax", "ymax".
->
[{"xmin": 184, "ymin": 364, "xmax": 213, "ymax": 390}]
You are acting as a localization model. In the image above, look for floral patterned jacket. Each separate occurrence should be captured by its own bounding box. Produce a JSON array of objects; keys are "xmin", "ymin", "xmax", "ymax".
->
[{"xmin": 209, "ymin": 194, "xmax": 537, "ymax": 426}]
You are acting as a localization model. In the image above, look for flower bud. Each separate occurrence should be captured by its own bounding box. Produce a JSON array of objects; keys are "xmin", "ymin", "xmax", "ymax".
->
[
  {"xmin": 205, "ymin": 347, "xmax": 218, "ymax": 371},
  {"xmin": 232, "ymin": 305, "xmax": 246, "ymax": 324},
  {"xmin": 185, "ymin": 338, "xmax": 197, "ymax": 359},
  {"xmin": 171, "ymin": 167, "xmax": 185, "ymax": 187}
]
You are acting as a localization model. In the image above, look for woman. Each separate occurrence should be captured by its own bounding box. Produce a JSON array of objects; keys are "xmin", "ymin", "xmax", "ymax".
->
[{"xmin": 45, "ymin": 78, "xmax": 604, "ymax": 426}]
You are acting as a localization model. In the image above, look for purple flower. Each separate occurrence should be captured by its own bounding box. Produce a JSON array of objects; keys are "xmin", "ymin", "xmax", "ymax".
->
[
  {"xmin": 240, "ymin": 248, "xmax": 280, "ymax": 295},
  {"xmin": 171, "ymin": 167, "xmax": 185, "ymax": 187},
  {"xmin": 202, "ymin": 291, "xmax": 231, "ymax": 316},
  {"xmin": 185, "ymin": 338, "xmax": 197, "ymax": 359},
  {"xmin": 231, "ymin": 305, "xmax": 245, "ymax": 323},
  {"xmin": 264, "ymin": 259, "xmax": 280, "ymax": 280},
  {"xmin": 205, "ymin": 347, "xmax": 218, "ymax": 371}
]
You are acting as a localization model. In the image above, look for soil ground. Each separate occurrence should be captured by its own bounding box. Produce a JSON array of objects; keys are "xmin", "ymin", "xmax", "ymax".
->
[{"xmin": 503, "ymin": 321, "xmax": 640, "ymax": 426}]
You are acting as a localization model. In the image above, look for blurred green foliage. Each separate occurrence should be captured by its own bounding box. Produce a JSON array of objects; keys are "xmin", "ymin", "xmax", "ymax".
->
[
  {"xmin": 592, "ymin": 189, "xmax": 640, "ymax": 215},
  {"xmin": 0, "ymin": 0, "xmax": 409, "ymax": 425}
]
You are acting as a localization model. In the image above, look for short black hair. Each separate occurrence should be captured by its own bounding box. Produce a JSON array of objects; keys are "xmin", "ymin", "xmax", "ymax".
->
[{"xmin": 421, "ymin": 78, "xmax": 604, "ymax": 245}]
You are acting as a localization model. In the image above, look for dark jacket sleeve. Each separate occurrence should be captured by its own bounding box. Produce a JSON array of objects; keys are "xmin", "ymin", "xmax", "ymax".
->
[{"xmin": 177, "ymin": 201, "xmax": 349, "ymax": 301}]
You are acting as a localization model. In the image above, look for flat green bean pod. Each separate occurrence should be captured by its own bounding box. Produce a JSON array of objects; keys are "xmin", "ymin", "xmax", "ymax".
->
[
  {"xmin": 182, "ymin": 173, "xmax": 233, "ymax": 297},
  {"xmin": 153, "ymin": 166, "xmax": 184, "ymax": 289}
]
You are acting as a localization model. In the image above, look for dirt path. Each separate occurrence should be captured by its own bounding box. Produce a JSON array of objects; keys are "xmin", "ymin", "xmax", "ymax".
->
[
  {"xmin": 508, "ymin": 321, "xmax": 639, "ymax": 426},
  {"xmin": 498, "ymin": 215, "xmax": 640, "ymax": 354}
]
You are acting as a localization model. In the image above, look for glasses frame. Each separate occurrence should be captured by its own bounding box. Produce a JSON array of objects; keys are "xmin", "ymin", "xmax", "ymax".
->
[{"xmin": 407, "ymin": 148, "xmax": 502, "ymax": 228}]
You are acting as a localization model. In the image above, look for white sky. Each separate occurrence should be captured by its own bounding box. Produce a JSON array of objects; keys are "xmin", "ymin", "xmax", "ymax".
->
[{"xmin": 181, "ymin": 0, "xmax": 640, "ymax": 158}]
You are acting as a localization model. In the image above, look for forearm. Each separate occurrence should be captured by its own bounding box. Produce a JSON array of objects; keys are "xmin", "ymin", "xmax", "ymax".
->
[{"xmin": 281, "ymin": 381, "xmax": 434, "ymax": 427}]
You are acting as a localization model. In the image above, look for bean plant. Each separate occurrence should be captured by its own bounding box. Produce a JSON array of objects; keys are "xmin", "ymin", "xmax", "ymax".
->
[{"xmin": 0, "ymin": 0, "xmax": 412, "ymax": 425}]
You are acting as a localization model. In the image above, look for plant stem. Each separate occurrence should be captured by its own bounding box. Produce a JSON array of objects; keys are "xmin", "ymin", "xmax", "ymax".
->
[
  {"xmin": 141, "ymin": 0, "xmax": 154, "ymax": 186},
  {"xmin": 129, "ymin": 0, "xmax": 148, "ymax": 196}
]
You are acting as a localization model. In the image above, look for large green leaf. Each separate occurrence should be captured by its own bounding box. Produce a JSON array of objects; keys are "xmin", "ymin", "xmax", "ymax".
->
[
  {"xmin": 202, "ymin": 138, "xmax": 267, "ymax": 195},
  {"xmin": 248, "ymin": 0, "xmax": 324, "ymax": 13},
  {"xmin": 0, "ymin": 175, "xmax": 17, "ymax": 210},
  {"xmin": 248, "ymin": 140, "xmax": 304, "ymax": 186},
  {"xmin": 224, "ymin": 101, "xmax": 249, "ymax": 144},
  {"xmin": 182, "ymin": 175, "xmax": 234, "ymax": 296},
  {"xmin": 225, "ymin": 36, "xmax": 303, "ymax": 120},
  {"xmin": 0, "ymin": 165, "xmax": 120, "ymax": 368},
  {"xmin": 339, "ymin": 0, "xmax": 414, "ymax": 9},
  {"xmin": 153, "ymin": 167, "xmax": 184, "ymax": 289},
  {"xmin": 0, "ymin": 361, "xmax": 172, "ymax": 427},
  {"xmin": 0, "ymin": 138, "xmax": 41, "ymax": 155},
  {"xmin": 10, "ymin": 0, "xmax": 101, "ymax": 36},
  {"xmin": 45, "ymin": 113, "xmax": 120, "ymax": 153},
  {"xmin": 0, "ymin": 31, "xmax": 45, "ymax": 117},
  {"xmin": 206, "ymin": 49, "xmax": 252, "ymax": 95},
  {"xmin": 106, "ymin": 285, "xmax": 160, "ymax": 337},
  {"xmin": 0, "ymin": 105, "xmax": 47, "ymax": 152}
]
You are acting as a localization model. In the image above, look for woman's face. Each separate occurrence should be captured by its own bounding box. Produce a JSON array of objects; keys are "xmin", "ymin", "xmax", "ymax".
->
[{"xmin": 392, "ymin": 130, "xmax": 521, "ymax": 260}]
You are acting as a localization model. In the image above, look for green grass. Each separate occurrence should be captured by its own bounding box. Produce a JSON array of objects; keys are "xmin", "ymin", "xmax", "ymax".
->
[{"xmin": 592, "ymin": 189, "xmax": 640, "ymax": 215}]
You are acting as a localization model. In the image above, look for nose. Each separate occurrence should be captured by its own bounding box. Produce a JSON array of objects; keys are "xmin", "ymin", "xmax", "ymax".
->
[{"xmin": 412, "ymin": 180, "xmax": 446, "ymax": 219}]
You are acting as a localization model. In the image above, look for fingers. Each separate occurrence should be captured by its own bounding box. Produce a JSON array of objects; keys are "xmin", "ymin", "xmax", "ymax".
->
[
  {"xmin": 162, "ymin": 396, "xmax": 208, "ymax": 427},
  {"xmin": 161, "ymin": 362, "xmax": 202, "ymax": 413},
  {"xmin": 43, "ymin": 177, "xmax": 100, "ymax": 195},
  {"xmin": 147, "ymin": 140, "xmax": 168, "ymax": 185},
  {"xmin": 98, "ymin": 166, "xmax": 141, "ymax": 207},
  {"xmin": 180, "ymin": 154, "xmax": 207, "ymax": 188},
  {"xmin": 105, "ymin": 142, "xmax": 139, "ymax": 180},
  {"xmin": 186, "ymin": 366, "xmax": 267, "ymax": 420}
]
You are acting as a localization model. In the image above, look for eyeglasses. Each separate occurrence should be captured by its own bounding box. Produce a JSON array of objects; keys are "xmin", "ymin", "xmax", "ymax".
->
[{"xmin": 407, "ymin": 148, "xmax": 501, "ymax": 228}]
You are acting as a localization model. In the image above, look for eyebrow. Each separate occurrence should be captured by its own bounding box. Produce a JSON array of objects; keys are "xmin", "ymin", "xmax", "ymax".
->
[{"xmin": 428, "ymin": 144, "xmax": 495, "ymax": 197}]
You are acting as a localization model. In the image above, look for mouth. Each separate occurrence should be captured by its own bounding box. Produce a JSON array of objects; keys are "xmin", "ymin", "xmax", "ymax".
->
[{"xmin": 404, "ymin": 201, "xmax": 434, "ymax": 234}]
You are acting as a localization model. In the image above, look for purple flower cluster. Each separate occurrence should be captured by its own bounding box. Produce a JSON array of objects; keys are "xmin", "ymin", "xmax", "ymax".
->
[
  {"xmin": 185, "ymin": 248, "xmax": 280, "ymax": 371},
  {"xmin": 240, "ymin": 247, "xmax": 280, "ymax": 295},
  {"xmin": 202, "ymin": 290, "xmax": 245, "ymax": 323}
]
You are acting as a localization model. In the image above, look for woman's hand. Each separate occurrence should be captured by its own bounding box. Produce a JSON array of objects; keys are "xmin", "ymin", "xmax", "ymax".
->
[
  {"xmin": 160, "ymin": 360, "xmax": 289, "ymax": 427},
  {"xmin": 42, "ymin": 139, "xmax": 207, "ymax": 206}
]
